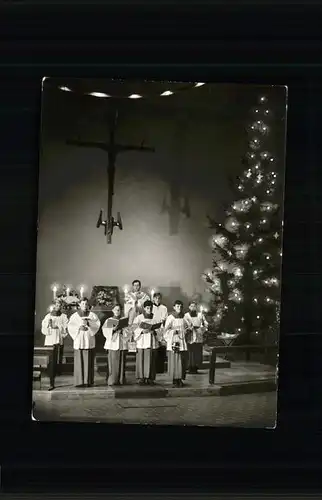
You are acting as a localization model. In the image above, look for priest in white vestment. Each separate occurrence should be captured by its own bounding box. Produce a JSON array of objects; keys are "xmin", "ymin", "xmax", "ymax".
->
[
  {"xmin": 184, "ymin": 301, "xmax": 208, "ymax": 374},
  {"xmin": 124, "ymin": 279, "xmax": 150, "ymax": 326},
  {"xmin": 41, "ymin": 300, "xmax": 68, "ymax": 390},
  {"xmin": 164, "ymin": 300, "xmax": 190, "ymax": 388},
  {"xmin": 68, "ymin": 298, "xmax": 101, "ymax": 387}
]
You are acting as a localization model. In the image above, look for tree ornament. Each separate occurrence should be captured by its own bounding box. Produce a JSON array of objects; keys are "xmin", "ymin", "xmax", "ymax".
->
[
  {"xmin": 212, "ymin": 234, "xmax": 228, "ymax": 247},
  {"xmin": 225, "ymin": 216, "xmax": 239, "ymax": 233},
  {"xmin": 232, "ymin": 265, "xmax": 243, "ymax": 278},
  {"xmin": 260, "ymin": 151, "xmax": 270, "ymax": 160},
  {"xmin": 249, "ymin": 138, "xmax": 261, "ymax": 150},
  {"xmin": 235, "ymin": 243, "xmax": 249, "ymax": 260}
]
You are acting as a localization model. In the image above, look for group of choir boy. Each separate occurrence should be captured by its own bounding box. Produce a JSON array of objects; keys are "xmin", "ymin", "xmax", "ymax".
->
[{"xmin": 41, "ymin": 279, "xmax": 209, "ymax": 391}]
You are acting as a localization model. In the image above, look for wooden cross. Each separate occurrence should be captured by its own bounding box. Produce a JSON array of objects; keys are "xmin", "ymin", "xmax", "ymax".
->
[{"xmin": 66, "ymin": 108, "xmax": 155, "ymax": 243}]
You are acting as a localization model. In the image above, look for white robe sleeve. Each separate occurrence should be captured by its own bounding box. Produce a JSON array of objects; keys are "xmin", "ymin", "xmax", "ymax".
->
[
  {"xmin": 102, "ymin": 319, "xmax": 109, "ymax": 339},
  {"xmin": 163, "ymin": 315, "xmax": 175, "ymax": 343},
  {"xmin": 102, "ymin": 320, "xmax": 117, "ymax": 339},
  {"xmin": 41, "ymin": 314, "xmax": 51, "ymax": 336},
  {"xmin": 184, "ymin": 313, "xmax": 193, "ymax": 329},
  {"xmin": 133, "ymin": 314, "xmax": 144, "ymax": 341},
  {"xmin": 102, "ymin": 323, "xmax": 114, "ymax": 342},
  {"xmin": 87, "ymin": 312, "xmax": 100, "ymax": 337},
  {"xmin": 183, "ymin": 317, "xmax": 190, "ymax": 331},
  {"xmin": 67, "ymin": 313, "xmax": 81, "ymax": 341}
]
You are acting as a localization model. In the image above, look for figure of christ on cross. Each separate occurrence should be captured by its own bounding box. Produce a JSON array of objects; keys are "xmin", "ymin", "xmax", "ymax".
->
[{"xmin": 66, "ymin": 107, "xmax": 155, "ymax": 243}]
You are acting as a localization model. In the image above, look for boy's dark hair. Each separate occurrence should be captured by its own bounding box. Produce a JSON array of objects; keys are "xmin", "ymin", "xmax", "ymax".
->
[
  {"xmin": 173, "ymin": 300, "xmax": 183, "ymax": 307},
  {"xmin": 153, "ymin": 292, "xmax": 162, "ymax": 299},
  {"xmin": 189, "ymin": 301, "xmax": 197, "ymax": 306},
  {"xmin": 80, "ymin": 297, "xmax": 90, "ymax": 306},
  {"xmin": 113, "ymin": 303, "xmax": 122, "ymax": 309},
  {"xmin": 132, "ymin": 279, "xmax": 141, "ymax": 287},
  {"xmin": 143, "ymin": 300, "xmax": 153, "ymax": 308}
]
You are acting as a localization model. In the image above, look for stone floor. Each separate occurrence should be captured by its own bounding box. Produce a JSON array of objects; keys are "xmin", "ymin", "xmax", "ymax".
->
[
  {"xmin": 32, "ymin": 361, "xmax": 277, "ymax": 426},
  {"xmin": 33, "ymin": 391, "xmax": 277, "ymax": 428}
]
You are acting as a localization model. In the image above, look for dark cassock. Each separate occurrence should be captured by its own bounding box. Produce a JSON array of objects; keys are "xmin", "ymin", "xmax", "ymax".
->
[
  {"xmin": 68, "ymin": 306, "xmax": 100, "ymax": 387},
  {"xmin": 41, "ymin": 304, "xmax": 68, "ymax": 390},
  {"xmin": 184, "ymin": 309, "xmax": 208, "ymax": 374},
  {"xmin": 164, "ymin": 307, "xmax": 189, "ymax": 387},
  {"xmin": 152, "ymin": 301, "xmax": 168, "ymax": 374}
]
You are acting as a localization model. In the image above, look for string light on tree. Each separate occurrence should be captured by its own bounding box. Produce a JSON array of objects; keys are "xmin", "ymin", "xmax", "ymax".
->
[{"xmin": 202, "ymin": 92, "xmax": 284, "ymax": 346}]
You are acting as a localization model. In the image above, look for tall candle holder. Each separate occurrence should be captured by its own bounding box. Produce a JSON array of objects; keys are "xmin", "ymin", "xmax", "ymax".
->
[{"xmin": 51, "ymin": 284, "xmax": 59, "ymax": 301}]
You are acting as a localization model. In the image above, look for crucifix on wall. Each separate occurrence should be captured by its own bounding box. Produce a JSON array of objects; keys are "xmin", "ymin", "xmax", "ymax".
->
[{"xmin": 66, "ymin": 106, "xmax": 155, "ymax": 244}]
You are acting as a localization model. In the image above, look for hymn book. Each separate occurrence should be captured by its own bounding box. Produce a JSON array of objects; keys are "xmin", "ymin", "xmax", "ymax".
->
[
  {"xmin": 105, "ymin": 316, "xmax": 129, "ymax": 329},
  {"xmin": 139, "ymin": 321, "xmax": 162, "ymax": 331}
]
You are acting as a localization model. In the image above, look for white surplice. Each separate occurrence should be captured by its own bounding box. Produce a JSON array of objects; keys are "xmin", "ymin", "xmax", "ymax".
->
[
  {"xmin": 102, "ymin": 320, "xmax": 129, "ymax": 351},
  {"xmin": 184, "ymin": 312, "xmax": 208, "ymax": 344},
  {"xmin": 41, "ymin": 313, "xmax": 69, "ymax": 346},
  {"xmin": 163, "ymin": 314, "xmax": 189, "ymax": 352},
  {"xmin": 152, "ymin": 304, "xmax": 168, "ymax": 341},
  {"xmin": 68, "ymin": 311, "xmax": 100, "ymax": 350},
  {"xmin": 133, "ymin": 314, "xmax": 159, "ymax": 350}
]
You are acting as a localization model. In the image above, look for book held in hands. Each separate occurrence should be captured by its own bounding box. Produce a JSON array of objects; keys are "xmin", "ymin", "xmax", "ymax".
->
[
  {"xmin": 139, "ymin": 321, "xmax": 162, "ymax": 331},
  {"xmin": 105, "ymin": 316, "xmax": 129, "ymax": 329}
]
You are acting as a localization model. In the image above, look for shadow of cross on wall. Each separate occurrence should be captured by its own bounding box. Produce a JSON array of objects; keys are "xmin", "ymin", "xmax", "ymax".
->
[{"xmin": 161, "ymin": 113, "xmax": 191, "ymax": 236}]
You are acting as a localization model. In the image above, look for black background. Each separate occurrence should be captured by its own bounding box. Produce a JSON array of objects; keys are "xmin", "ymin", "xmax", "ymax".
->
[{"xmin": 0, "ymin": 0, "xmax": 322, "ymax": 492}]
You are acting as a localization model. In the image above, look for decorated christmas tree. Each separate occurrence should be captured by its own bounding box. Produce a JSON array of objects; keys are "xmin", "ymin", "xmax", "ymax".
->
[{"xmin": 203, "ymin": 94, "xmax": 284, "ymax": 350}]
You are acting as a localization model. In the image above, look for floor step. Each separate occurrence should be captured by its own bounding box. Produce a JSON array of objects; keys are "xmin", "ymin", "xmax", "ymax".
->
[
  {"xmin": 48, "ymin": 356, "xmax": 230, "ymax": 375},
  {"xmin": 33, "ymin": 377, "xmax": 276, "ymax": 401}
]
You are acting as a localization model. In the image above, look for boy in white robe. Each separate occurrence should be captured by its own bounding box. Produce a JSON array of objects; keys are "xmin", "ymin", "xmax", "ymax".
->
[
  {"xmin": 102, "ymin": 303, "xmax": 129, "ymax": 386},
  {"xmin": 41, "ymin": 300, "xmax": 68, "ymax": 391},
  {"xmin": 164, "ymin": 300, "xmax": 190, "ymax": 388},
  {"xmin": 68, "ymin": 298, "xmax": 100, "ymax": 388},
  {"xmin": 133, "ymin": 300, "xmax": 160, "ymax": 385},
  {"xmin": 152, "ymin": 292, "xmax": 168, "ymax": 374},
  {"xmin": 124, "ymin": 279, "xmax": 150, "ymax": 326},
  {"xmin": 184, "ymin": 301, "xmax": 209, "ymax": 374}
]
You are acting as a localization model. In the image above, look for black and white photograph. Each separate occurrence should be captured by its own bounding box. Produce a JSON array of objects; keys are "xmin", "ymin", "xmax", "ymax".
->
[{"xmin": 32, "ymin": 78, "xmax": 287, "ymax": 427}]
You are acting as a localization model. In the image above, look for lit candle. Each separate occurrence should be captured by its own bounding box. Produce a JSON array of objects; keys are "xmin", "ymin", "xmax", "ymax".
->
[
  {"xmin": 66, "ymin": 287, "xmax": 70, "ymax": 296},
  {"xmin": 150, "ymin": 288, "xmax": 155, "ymax": 298},
  {"xmin": 123, "ymin": 285, "xmax": 129, "ymax": 295},
  {"xmin": 198, "ymin": 305, "xmax": 204, "ymax": 318},
  {"xmin": 80, "ymin": 286, "xmax": 84, "ymax": 299},
  {"xmin": 52, "ymin": 285, "xmax": 58, "ymax": 300}
]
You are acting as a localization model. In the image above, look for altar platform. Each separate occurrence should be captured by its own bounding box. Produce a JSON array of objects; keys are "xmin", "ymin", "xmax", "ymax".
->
[
  {"xmin": 33, "ymin": 361, "xmax": 277, "ymax": 402},
  {"xmin": 33, "ymin": 348, "xmax": 232, "ymax": 374}
]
